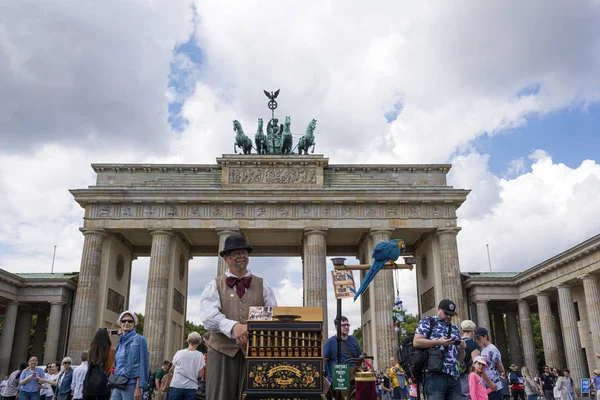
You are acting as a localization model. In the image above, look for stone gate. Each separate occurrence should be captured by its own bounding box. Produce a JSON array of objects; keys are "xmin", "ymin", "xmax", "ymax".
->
[{"xmin": 67, "ymin": 154, "xmax": 469, "ymax": 370}]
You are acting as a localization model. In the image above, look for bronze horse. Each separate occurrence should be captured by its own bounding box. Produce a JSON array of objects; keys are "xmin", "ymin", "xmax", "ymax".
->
[
  {"xmin": 255, "ymin": 118, "xmax": 267, "ymax": 155},
  {"xmin": 233, "ymin": 120, "xmax": 253, "ymax": 154},
  {"xmin": 297, "ymin": 119, "xmax": 317, "ymax": 155}
]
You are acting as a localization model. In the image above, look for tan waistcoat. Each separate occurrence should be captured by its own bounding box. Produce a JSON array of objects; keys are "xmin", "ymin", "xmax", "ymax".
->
[{"xmin": 207, "ymin": 274, "xmax": 264, "ymax": 357}]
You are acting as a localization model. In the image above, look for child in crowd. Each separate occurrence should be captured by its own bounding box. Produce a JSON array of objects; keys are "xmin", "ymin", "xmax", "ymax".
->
[{"xmin": 469, "ymin": 356, "xmax": 493, "ymax": 400}]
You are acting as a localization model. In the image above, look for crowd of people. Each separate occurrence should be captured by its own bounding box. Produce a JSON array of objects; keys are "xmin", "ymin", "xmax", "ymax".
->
[{"xmin": 0, "ymin": 311, "xmax": 205, "ymax": 400}]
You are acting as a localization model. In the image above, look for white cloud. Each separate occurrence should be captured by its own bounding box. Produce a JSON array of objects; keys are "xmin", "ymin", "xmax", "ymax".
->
[
  {"xmin": 1, "ymin": 1, "xmax": 600, "ymax": 329},
  {"xmin": 456, "ymin": 152, "xmax": 600, "ymax": 272}
]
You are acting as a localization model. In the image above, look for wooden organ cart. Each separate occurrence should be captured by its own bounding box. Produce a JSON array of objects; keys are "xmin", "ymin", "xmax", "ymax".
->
[{"xmin": 243, "ymin": 306, "xmax": 327, "ymax": 400}]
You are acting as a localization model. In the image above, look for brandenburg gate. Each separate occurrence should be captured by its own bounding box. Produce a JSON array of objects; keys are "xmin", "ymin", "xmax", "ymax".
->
[{"xmin": 67, "ymin": 154, "xmax": 469, "ymax": 370}]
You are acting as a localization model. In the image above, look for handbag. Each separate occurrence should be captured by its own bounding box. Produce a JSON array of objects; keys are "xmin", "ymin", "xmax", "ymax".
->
[
  {"xmin": 159, "ymin": 373, "xmax": 173, "ymax": 393},
  {"xmin": 107, "ymin": 375, "xmax": 129, "ymax": 391}
]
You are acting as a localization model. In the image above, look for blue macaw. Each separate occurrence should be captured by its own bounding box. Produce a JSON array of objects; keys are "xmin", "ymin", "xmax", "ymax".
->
[{"xmin": 353, "ymin": 238, "xmax": 405, "ymax": 301}]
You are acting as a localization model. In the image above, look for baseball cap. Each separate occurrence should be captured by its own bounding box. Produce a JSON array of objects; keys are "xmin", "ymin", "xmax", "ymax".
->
[
  {"xmin": 474, "ymin": 327, "xmax": 489, "ymax": 337},
  {"xmin": 460, "ymin": 320, "xmax": 476, "ymax": 331},
  {"xmin": 473, "ymin": 356, "xmax": 487, "ymax": 366},
  {"xmin": 438, "ymin": 299, "xmax": 457, "ymax": 315}
]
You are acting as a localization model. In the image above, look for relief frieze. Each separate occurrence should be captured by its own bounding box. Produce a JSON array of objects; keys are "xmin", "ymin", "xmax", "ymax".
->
[
  {"xmin": 90, "ymin": 202, "xmax": 450, "ymax": 220},
  {"xmin": 228, "ymin": 167, "xmax": 317, "ymax": 184},
  {"xmin": 121, "ymin": 205, "xmax": 135, "ymax": 218},
  {"xmin": 97, "ymin": 205, "xmax": 112, "ymax": 217},
  {"xmin": 144, "ymin": 205, "xmax": 157, "ymax": 218}
]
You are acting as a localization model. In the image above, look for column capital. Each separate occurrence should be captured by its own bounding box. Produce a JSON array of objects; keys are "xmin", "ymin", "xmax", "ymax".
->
[
  {"xmin": 436, "ymin": 227, "xmax": 461, "ymax": 236},
  {"xmin": 304, "ymin": 228, "xmax": 328, "ymax": 236},
  {"xmin": 49, "ymin": 301, "xmax": 65, "ymax": 306},
  {"xmin": 369, "ymin": 228, "xmax": 393, "ymax": 237},
  {"xmin": 555, "ymin": 283, "xmax": 571, "ymax": 290},
  {"xmin": 149, "ymin": 229, "xmax": 175, "ymax": 237},
  {"xmin": 473, "ymin": 299, "xmax": 489, "ymax": 304},
  {"xmin": 536, "ymin": 291, "xmax": 551, "ymax": 298},
  {"xmin": 517, "ymin": 299, "xmax": 530, "ymax": 305},
  {"xmin": 579, "ymin": 274, "xmax": 598, "ymax": 281},
  {"xmin": 216, "ymin": 228, "xmax": 240, "ymax": 236},
  {"xmin": 79, "ymin": 228, "xmax": 107, "ymax": 237}
]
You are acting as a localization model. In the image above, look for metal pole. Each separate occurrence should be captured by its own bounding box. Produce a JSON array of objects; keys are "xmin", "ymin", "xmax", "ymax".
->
[
  {"xmin": 486, "ymin": 243, "xmax": 492, "ymax": 272},
  {"xmin": 51, "ymin": 245, "xmax": 57, "ymax": 273},
  {"xmin": 336, "ymin": 298, "xmax": 343, "ymax": 400}
]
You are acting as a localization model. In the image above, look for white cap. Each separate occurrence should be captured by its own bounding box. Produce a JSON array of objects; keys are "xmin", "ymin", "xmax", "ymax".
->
[
  {"xmin": 473, "ymin": 356, "xmax": 487, "ymax": 366},
  {"xmin": 117, "ymin": 310, "xmax": 138, "ymax": 325}
]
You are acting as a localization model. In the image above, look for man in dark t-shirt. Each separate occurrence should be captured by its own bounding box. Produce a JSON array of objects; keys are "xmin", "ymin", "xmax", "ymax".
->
[
  {"xmin": 540, "ymin": 366, "xmax": 555, "ymax": 400},
  {"xmin": 154, "ymin": 361, "xmax": 171, "ymax": 400},
  {"xmin": 381, "ymin": 370, "xmax": 393, "ymax": 400}
]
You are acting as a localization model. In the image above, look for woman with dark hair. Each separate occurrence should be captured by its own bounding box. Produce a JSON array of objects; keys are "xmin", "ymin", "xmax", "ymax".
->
[
  {"xmin": 1, "ymin": 363, "xmax": 27, "ymax": 400},
  {"xmin": 553, "ymin": 369, "xmax": 570, "ymax": 400},
  {"xmin": 88, "ymin": 328, "xmax": 116, "ymax": 378},
  {"xmin": 81, "ymin": 328, "xmax": 116, "ymax": 400}
]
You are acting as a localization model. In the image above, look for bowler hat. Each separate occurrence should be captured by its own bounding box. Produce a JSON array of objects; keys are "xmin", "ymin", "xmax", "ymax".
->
[
  {"xmin": 438, "ymin": 299, "xmax": 457, "ymax": 315},
  {"xmin": 219, "ymin": 234, "xmax": 253, "ymax": 257}
]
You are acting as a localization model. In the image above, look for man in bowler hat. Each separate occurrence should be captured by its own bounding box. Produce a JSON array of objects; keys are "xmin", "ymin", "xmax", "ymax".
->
[{"xmin": 199, "ymin": 234, "xmax": 277, "ymax": 400}]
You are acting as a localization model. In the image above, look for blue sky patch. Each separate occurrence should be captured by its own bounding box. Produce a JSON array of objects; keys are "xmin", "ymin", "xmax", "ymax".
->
[{"xmin": 471, "ymin": 103, "xmax": 600, "ymax": 176}]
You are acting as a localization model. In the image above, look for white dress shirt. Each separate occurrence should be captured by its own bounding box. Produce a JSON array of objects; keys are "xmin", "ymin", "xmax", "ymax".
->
[
  {"xmin": 199, "ymin": 269, "xmax": 277, "ymax": 339},
  {"xmin": 71, "ymin": 361, "xmax": 88, "ymax": 399}
]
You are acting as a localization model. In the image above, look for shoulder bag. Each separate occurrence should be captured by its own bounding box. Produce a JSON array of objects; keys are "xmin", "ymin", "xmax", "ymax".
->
[
  {"xmin": 427, "ymin": 319, "xmax": 453, "ymax": 372},
  {"xmin": 159, "ymin": 372, "xmax": 173, "ymax": 393},
  {"xmin": 107, "ymin": 375, "xmax": 128, "ymax": 391}
]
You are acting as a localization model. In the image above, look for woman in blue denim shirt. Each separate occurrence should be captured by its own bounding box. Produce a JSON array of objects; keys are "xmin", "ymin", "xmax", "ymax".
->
[{"xmin": 112, "ymin": 311, "xmax": 150, "ymax": 400}]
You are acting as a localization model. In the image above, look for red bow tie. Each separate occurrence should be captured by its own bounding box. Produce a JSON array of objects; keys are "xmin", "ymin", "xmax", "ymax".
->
[{"xmin": 225, "ymin": 276, "xmax": 252, "ymax": 298}]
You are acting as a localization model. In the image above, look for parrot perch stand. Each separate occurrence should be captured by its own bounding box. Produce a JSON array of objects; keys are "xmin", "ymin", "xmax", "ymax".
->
[{"xmin": 330, "ymin": 256, "xmax": 417, "ymax": 400}]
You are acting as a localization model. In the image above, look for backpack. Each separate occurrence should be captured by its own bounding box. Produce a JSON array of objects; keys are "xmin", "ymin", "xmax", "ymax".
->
[
  {"xmin": 147, "ymin": 371, "xmax": 157, "ymax": 390},
  {"xmin": 83, "ymin": 361, "xmax": 109, "ymax": 396},
  {"xmin": 398, "ymin": 317, "xmax": 435, "ymax": 379}
]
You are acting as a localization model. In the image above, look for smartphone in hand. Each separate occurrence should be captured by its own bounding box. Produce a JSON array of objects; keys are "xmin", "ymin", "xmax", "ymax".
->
[{"xmin": 109, "ymin": 329, "xmax": 120, "ymax": 335}]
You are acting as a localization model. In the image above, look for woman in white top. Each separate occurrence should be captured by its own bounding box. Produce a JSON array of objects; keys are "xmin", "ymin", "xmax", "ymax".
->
[
  {"xmin": 41, "ymin": 363, "xmax": 59, "ymax": 400},
  {"xmin": 168, "ymin": 332, "xmax": 206, "ymax": 400},
  {"xmin": 554, "ymin": 369, "xmax": 570, "ymax": 400}
]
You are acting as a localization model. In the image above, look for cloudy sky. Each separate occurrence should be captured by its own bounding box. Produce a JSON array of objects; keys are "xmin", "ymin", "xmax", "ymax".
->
[{"xmin": 1, "ymin": 1, "xmax": 599, "ymax": 333}]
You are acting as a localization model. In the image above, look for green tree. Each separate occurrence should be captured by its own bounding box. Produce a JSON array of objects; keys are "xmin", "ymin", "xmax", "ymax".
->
[
  {"xmin": 134, "ymin": 313, "xmax": 144, "ymax": 333},
  {"xmin": 352, "ymin": 327, "xmax": 362, "ymax": 349},
  {"xmin": 134, "ymin": 313, "xmax": 207, "ymax": 353},
  {"xmin": 397, "ymin": 313, "xmax": 419, "ymax": 343}
]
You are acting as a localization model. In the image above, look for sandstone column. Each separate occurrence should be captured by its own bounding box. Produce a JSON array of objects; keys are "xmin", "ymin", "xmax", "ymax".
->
[
  {"xmin": 144, "ymin": 230, "xmax": 174, "ymax": 370},
  {"xmin": 493, "ymin": 312, "xmax": 509, "ymax": 365},
  {"xmin": 436, "ymin": 228, "xmax": 465, "ymax": 320},
  {"xmin": 303, "ymin": 229, "xmax": 328, "ymax": 338},
  {"xmin": 0, "ymin": 302, "xmax": 19, "ymax": 374},
  {"xmin": 12, "ymin": 307, "xmax": 33, "ymax": 367},
  {"xmin": 536, "ymin": 292, "xmax": 561, "ymax": 368},
  {"xmin": 517, "ymin": 300, "xmax": 537, "ymax": 375},
  {"xmin": 68, "ymin": 229, "xmax": 106, "ymax": 359},
  {"xmin": 505, "ymin": 309, "xmax": 522, "ymax": 367},
  {"xmin": 556, "ymin": 284, "xmax": 586, "ymax": 390},
  {"xmin": 475, "ymin": 300, "xmax": 491, "ymax": 333},
  {"xmin": 43, "ymin": 302, "xmax": 64, "ymax": 364},
  {"xmin": 370, "ymin": 229, "xmax": 397, "ymax": 371},
  {"xmin": 31, "ymin": 313, "xmax": 47, "ymax": 360},
  {"xmin": 216, "ymin": 229, "xmax": 239, "ymax": 276},
  {"xmin": 581, "ymin": 275, "xmax": 600, "ymax": 368}
]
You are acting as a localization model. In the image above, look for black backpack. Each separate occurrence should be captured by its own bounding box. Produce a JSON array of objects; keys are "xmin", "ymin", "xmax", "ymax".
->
[
  {"xmin": 147, "ymin": 371, "xmax": 157, "ymax": 390},
  {"xmin": 398, "ymin": 317, "xmax": 435, "ymax": 379},
  {"xmin": 83, "ymin": 361, "xmax": 109, "ymax": 395}
]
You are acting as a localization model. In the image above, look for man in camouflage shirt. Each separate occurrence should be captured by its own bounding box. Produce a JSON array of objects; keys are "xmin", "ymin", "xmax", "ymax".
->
[{"xmin": 414, "ymin": 299, "xmax": 466, "ymax": 400}]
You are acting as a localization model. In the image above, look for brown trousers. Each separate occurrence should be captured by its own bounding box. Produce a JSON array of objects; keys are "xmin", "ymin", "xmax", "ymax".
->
[{"xmin": 206, "ymin": 348, "xmax": 246, "ymax": 400}]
